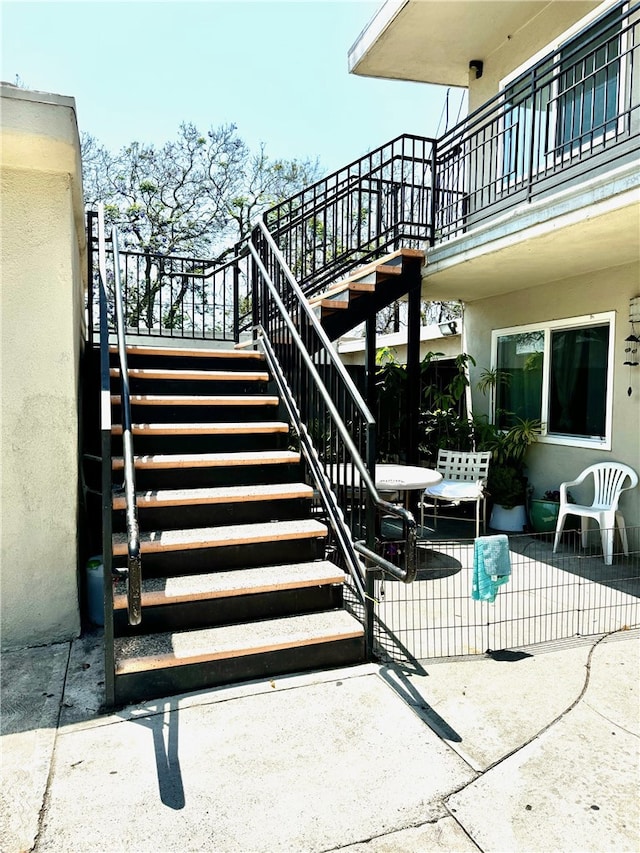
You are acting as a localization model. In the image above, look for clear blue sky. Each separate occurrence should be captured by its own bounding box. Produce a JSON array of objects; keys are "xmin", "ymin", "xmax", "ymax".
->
[{"xmin": 1, "ymin": 0, "xmax": 466, "ymax": 174}]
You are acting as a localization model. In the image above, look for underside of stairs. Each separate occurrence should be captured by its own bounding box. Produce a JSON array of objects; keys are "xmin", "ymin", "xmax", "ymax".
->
[
  {"xmin": 308, "ymin": 247, "xmax": 425, "ymax": 340},
  {"xmin": 107, "ymin": 344, "xmax": 365, "ymax": 706}
]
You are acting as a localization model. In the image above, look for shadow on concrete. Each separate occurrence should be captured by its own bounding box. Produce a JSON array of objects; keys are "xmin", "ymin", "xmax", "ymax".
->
[{"xmin": 126, "ymin": 698, "xmax": 185, "ymax": 810}]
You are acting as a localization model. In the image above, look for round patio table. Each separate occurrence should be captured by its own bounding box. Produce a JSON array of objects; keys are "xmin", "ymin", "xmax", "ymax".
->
[
  {"xmin": 329, "ymin": 463, "xmax": 442, "ymax": 508},
  {"xmin": 375, "ymin": 464, "xmax": 443, "ymax": 508}
]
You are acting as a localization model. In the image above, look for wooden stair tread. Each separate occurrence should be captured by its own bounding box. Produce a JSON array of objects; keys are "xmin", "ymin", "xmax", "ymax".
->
[
  {"xmin": 114, "ymin": 610, "xmax": 364, "ymax": 674},
  {"xmin": 110, "ymin": 368, "xmax": 269, "ymax": 382},
  {"xmin": 112, "ymin": 449, "xmax": 300, "ymax": 470},
  {"xmin": 111, "ymin": 421, "xmax": 289, "ymax": 436},
  {"xmin": 111, "ymin": 394, "xmax": 279, "ymax": 406},
  {"xmin": 112, "ymin": 519, "xmax": 328, "ymax": 556},
  {"xmin": 112, "ymin": 482, "xmax": 313, "ymax": 510},
  {"xmin": 317, "ymin": 298, "xmax": 349, "ymax": 311},
  {"xmin": 308, "ymin": 247, "xmax": 425, "ymax": 305},
  {"xmin": 308, "ymin": 278, "xmax": 385, "ymax": 308},
  {"xmin": 113, "ymin": 560, "xmax": 345, "ymax": 609},
  {"xmin": 111, "ymin": 344, "xmax": 264, "ymax": 360}
]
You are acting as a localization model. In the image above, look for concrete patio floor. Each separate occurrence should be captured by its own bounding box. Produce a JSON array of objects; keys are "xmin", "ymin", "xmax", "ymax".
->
[{"xmin": 1, "ymin": 626, "xmax": 638, "ymax": 852}]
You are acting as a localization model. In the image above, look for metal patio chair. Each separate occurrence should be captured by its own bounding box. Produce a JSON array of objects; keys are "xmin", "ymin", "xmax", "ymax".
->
[
  {"xmin": 552, "ymin": 462, "xmax": 638, "ymax": 565},
  {"xmin": 420, "ymin": 449, "xmax": 491, "ymax": 539}
]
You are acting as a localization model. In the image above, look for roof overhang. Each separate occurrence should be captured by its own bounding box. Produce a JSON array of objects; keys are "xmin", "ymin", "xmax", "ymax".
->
[
  {"xmin": 421, "ymin": 163, "xmax": 640, "ymax": 303},
  {"xmin": 349, "ymin": 0, "xmax": 580, "ymax": 86}
]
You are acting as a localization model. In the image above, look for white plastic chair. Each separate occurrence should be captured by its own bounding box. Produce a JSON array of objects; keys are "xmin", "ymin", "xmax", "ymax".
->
[
  {"xmin": 420, "ymin": 450, "xmax": 491, "ymax": 538},
  {"xmin": 552, "ymin": 463, "xmax": 638, "ymax": 565}
]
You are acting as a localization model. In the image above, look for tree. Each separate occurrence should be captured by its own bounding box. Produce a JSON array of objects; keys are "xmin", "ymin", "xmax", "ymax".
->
[
  {"xmin": 82, "ymin": 122, "xmax": 320, "ymax": 258},
  {"xmin": 374, "ymin": 298, "xmax": 462, "ymax": 334},
  {"xmin": 83, "ymin": 123, "xmax": 321, "ymax": 329}
]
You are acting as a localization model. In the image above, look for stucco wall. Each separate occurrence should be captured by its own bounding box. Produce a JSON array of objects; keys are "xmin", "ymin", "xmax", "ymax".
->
[
  {"xmin": 467, "ymin": 1, "xmax": 602, "ymax": 110},
  {"xmin": 337, "ymin": 327, "xmax": 462, "ymax": 366},
  {"xmin": 1, "ymin": 85, "xmax": 85, "ymax": 649},
  {"xmin": 465, "ymin": 262, "xmax": 640, "ymax": 539}
]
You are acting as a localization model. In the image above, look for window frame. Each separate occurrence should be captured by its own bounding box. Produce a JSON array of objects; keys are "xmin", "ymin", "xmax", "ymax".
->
[
  {"xmin": 498, "ymin": 1, "xmax": 627, "ymax": 185},
  {"xmin": 490, "ymin": 311, "xmax": 616, "ymax": 450}
]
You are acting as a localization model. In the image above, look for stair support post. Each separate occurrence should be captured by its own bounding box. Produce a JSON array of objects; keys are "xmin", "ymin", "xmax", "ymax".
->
[
  {"xmin": 406, "ymin": 268, "xmax": 422, "ymax": 468},
  {"xmin": 364, "ymin": 316, "xmax": 377, "ymax": 417},
  {"xmin": 365, "ymin": 420, "xmax": 377, "ymax": 659}
]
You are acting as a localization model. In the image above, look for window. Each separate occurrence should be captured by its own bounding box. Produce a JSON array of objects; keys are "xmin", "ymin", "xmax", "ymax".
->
[
  {"xmin": 500, "ymin": 3, "xmax": 625, "ymax": 182},
  {"xmin": 492, "ymin": 313, "xmax": 614, "ymax": 448},
  {"xmin": 554, "ymin": 7, "xmax": 622, "ymax": 156}
]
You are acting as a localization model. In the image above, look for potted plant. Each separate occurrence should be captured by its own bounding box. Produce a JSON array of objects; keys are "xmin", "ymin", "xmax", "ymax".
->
[
  {"xmin": 481, "ymin": 416, "xmax": 542, "ymax": 532},
  {"xmin": 529, "ymin": 488, "xmax": 574, "ymax": 533}
]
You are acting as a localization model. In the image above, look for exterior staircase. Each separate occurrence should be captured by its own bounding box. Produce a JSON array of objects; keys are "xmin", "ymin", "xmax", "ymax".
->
[
  {"xmin": 307, "ymin": 247, "xmax": 425, "ymax": 340},
  {"xmin": 107, "ymin": 344, "xmax": 364, "ymax": 706}
]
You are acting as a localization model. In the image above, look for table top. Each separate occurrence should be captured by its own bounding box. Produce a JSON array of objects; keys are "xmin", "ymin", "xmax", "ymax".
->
[
  {"xmin": 375, "ymin": 464, "xmax": 443, "ymax": 492},
  {"xmin": 329, "ymin": 463, "xmax": 442, "ymax": 491}
]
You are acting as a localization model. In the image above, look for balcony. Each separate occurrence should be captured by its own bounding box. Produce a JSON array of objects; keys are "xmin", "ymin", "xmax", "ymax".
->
[{"xmin": 356, "ymin": 2, "xmax": 640, "ymax": 302}]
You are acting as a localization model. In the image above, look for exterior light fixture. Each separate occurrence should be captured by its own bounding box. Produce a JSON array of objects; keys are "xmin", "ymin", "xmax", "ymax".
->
[
  {"xmin": 439, "ymin": 320, "xmax": 458, "ymax": 337},
  {"xmin": 469, "ymin": 60, "xmax": 484, "ymax": 79}
]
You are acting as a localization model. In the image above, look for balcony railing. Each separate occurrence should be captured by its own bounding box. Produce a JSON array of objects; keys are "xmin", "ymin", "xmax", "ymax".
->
[
  {"xmin": 434, "ymin": 0, "xmax": 639, "ymax": 241},
  {"xmin": 87, "ymin": 211, "xmax": 250, "ymax": 343},
  {"xmin": 88, "ymin": 4, "xmax": 638, "ymax": 343}
]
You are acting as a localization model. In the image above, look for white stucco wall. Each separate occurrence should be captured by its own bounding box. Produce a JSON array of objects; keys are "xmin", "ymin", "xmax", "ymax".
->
[
  {"xmin": 337, "ymin": 325, "xmax": 462, "ymax": 366},
  {"xmin": 1, "ymin": 84, "xmax": 85, "ymax": 649},
  {"xmin": 465, "ymin": 262, "xmax": 640, "ymax": 541},
  {"xmin": 467, "ymin": 1, "xmax": 601, "ymax": 110}
]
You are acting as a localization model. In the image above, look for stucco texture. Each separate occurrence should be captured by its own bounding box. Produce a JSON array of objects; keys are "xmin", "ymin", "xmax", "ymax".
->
[
  {"xmin": 1, "ymin": 89, "xmax": 84, "ymax": 649},
  {"xmin": 466, "ymin": 262, "xmax": 640, "ymax": 543}
]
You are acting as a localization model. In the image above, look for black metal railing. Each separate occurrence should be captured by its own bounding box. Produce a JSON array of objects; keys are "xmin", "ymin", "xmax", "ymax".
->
[
  {"xmin": 87, "ymin": 6, "xmax": 639, "ymax": 345},
  {"xmin": 87, "ymin": 211, "xmax": 250, "ymax": 343},
  {"xmin": 250, "ymin": 219, "xmax": 418, "ymax": 651},
  {"xmin": 97, "ymin": 205, "xmax": 141, "ymax": 630},
  {"xmin": 264, "ymin": 134, "xmax": 435, "ymax": 298},
  {"xmin": 373, "ymin": 527, "xmax": 639, "ymax": 663},
  {"xmin": 434, "ymin": 0, "xmax": 639, "ymax": 240}
]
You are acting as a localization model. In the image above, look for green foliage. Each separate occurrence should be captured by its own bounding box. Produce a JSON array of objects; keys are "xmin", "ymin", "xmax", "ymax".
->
[
  {"xmin": 82, "ymin": 123, "xmax": 321, "ymax": 329},
  {"xmin": 476, "ymin": 415, "xmax": 541, "ymax": 507},
  {"xmin": 486, "ymin": 465, "xmax": 526, "ymax": 510},
  {"xmin": 375, "ymin": 351, "xmax": 475, "ymax": 463}
]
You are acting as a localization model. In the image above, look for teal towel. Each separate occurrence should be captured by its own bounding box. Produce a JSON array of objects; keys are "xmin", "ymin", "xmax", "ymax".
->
[{"xmin": 472, "ymin": 535, "xmax": 511, "ymax": 603}]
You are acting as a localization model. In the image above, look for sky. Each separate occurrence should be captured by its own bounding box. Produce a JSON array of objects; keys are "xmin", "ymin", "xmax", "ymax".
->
[{"xmin": 1, "ymin": 0, "xmax": 466, "ymax": 174}]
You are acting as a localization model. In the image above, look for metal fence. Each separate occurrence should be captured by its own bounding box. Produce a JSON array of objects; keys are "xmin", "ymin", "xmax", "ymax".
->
[
  {"xmin": 265, "ymin": 134, "xmax": 435, "ymax": 298},
  {"xmin": 372, "ymin": 526, "xmax": 640, "ymax": 664},
  {"xmin": 87, "ymin": 212, "xmax": 250, "ymax": 343}
]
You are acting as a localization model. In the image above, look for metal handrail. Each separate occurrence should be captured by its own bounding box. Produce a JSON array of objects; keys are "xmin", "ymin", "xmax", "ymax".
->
[
  {"xmin": 250, "ymin": 219, "xmax": 417, "ymax": 586},
  {"xmin": 264, "ymin": 134, "xmax": 435, "ymax": 295},
  {"xmin": 97, "ymin": 204, "xmax": 142, "ymax": 626}
]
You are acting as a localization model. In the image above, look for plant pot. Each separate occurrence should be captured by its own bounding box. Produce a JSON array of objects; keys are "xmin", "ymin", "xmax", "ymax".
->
[
  {"xmin": 529, "ymin": 499, "xmax": 560, "ymax": 533},
  {"xmin": 490, "ymin": 503, "xmax": 527, "ymax": 532}
]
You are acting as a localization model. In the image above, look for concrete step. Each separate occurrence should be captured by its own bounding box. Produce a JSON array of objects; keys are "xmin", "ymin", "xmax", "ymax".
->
[
  {"xmin": 112, "ymin": 482, "xmax": 313, "ymax": 511},
  {"xmin": 113, "ymin": 560, "xmax": 345, "ymax": 610},
  {"xmin": 112, "ymin": 519, "xmax": 328, "ymax": 557},
  {"xmin": 114, "ymin": 610, "xmax": 364, "ymax": 675}
]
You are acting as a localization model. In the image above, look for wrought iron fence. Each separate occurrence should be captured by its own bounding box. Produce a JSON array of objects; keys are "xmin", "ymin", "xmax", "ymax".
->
[
  {"xmin": 86, "ymin": 3, "xmax": 638, "ymax": 343},
  {"xmin": 264, "ymin": 134, "xmax": 435, "ymax": 298},
  {"xmin": 87, "ymin": 211, "xmax": 250, "ymax": 343},
  {"xmin": 434, "ymin": 0, "xmax": 639, "ymax": 241},
  {"xmin": 373, "ymin": 526, "xmax": 640, "ymax": 664}
]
